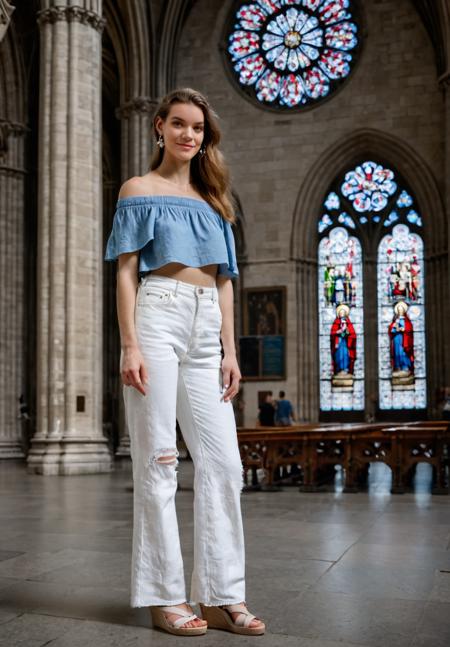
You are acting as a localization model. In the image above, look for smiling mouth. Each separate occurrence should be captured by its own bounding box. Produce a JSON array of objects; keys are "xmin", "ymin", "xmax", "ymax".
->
[{"xmin": 177, "ymin": 143, "xmax": 194, "ymax": 148}]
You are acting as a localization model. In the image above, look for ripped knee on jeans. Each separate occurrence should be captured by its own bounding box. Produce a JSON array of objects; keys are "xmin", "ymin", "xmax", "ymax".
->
[{"xmin": 151, "ymin": 447, "xmax": 179, "ymax": 466}]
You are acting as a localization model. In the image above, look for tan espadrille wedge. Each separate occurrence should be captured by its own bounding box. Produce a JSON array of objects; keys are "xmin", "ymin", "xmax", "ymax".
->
[
  {"xmin": 150, "ymin": 605, "xmax": 207, "ymax": 636},
  {"xmin": 199, "ymin": 602, "xmax": 265, "ymax": 635}
]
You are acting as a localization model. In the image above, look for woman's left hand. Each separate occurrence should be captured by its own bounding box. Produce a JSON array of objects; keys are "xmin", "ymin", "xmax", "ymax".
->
[{"xmin": 221, "ymin": 354, "xmax": 242, "ymax": 402}]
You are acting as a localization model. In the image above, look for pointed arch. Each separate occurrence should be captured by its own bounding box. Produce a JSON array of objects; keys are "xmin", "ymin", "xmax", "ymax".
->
[
  {"xmin": 103, "ymin": 0, "xmax": 152, "ymax": 103},
  {"xmin": 291, "ymin": 128, "xmax": 446, "ymax": 260},
  {"xmin": 156, "ymin": 0, "xmax": 195, "ymax": 97},
  {"xmin": 0, "ymin": 19, "xmax": 26, "ymax": 124},
  {"xmin": 292, "ymin": 129, "xmax": 448, "ymax": 420}
]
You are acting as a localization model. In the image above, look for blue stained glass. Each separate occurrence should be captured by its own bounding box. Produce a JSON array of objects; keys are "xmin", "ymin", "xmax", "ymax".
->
[
  {"xmin": 226, "ymin": 0, "xmax": 359, "ymax": 109},
  {"xmin": 234, "ymin": 53, "xmax": 265, "ymax": 84},
  {"xmin": 236, "ymin": 4, "xmax": 267, "ymax": 31},
  {"xmin": 318, "ymin": 213, "xmax": 333, "ymax": 232},
  {"xmin": 406, "ymin": 209, "xmax": 422, "ymax": 227},
  {"xmin": 396, "ymin": 190, "xmax": 413, "ymax": 208},
  {"xmin": 341, "ymin": 161, "xmax": 397, "ymax": 213},
  {"xmin": 324, "ymin": 191, "xmax": 340, "ymax": 210},
  {"xmin": 322, "ymin": 161, "xmax": 424, "ymax": 229},
  {"xmin": 338, "ymin": 212, "xmax": 356, "ymax": 228},
  {"xmin": 383, "ymin": 211, "xmax": 399, "ymax": 227},
  {"xmin": 319, "ymin": 161, "xmax": 427, "ymax": 413}
]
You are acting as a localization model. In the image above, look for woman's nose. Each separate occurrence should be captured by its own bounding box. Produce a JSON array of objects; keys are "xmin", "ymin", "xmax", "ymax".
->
[{"xmin": 182, "ymin": 127, "xmax": 194, "ymax": 140}]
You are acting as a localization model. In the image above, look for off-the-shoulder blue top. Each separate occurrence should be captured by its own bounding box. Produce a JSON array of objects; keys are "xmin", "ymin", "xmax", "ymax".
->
[{"xmin": 104, "ymin": 195, "xmax": 239, "ymax": 280}]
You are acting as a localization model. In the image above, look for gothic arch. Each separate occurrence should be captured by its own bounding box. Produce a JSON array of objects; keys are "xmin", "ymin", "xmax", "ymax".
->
[
  {"xmin": 412, "ymin": 0, "xmax": 450, "ymax": 80},
  {"xmin": 290, "ymin": 128, "xmax": 446, "ymax": 260},
  {"xmin": 156, "ymin": 0, "xmax": 195, "ymax": 97},
  {"xmin": 103, "ymin": 0, "xmax": 152, "ymax": 103},
  {"xmin": 291, "ymin": 128, "xmax": 448, "ymax": 421},
  {"xmin": 0, "ymin": 20, "xmax": 26, "ymax": 123}
]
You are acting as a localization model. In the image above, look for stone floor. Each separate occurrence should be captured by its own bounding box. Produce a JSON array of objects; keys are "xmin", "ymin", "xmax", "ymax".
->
[{"xmin": 0, "ymin": 459, "xmax": 449, "ymax": 647}]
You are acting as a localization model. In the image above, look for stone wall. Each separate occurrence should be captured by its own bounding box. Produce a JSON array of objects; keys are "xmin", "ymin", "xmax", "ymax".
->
[{"xmin": 176, "ymin": 0, "xmax": 446, "ymax": 424}]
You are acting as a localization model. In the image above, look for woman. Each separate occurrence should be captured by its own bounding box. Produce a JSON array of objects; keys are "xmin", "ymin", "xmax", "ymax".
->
[{"xmin": 105, "ymin": 88, "xmax": 265, "ymax": 636}]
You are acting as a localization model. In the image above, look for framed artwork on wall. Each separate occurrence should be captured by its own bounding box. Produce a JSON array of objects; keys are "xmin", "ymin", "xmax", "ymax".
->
[{"xmin": 239, "ymin": 286, "xmax": 286, "ymax": 380}]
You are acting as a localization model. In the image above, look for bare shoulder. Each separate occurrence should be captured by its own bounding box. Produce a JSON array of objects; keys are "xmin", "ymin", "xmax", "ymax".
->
[{"xmin": 118, "ymin": 174, "xmax": 159, "ymax": 199}]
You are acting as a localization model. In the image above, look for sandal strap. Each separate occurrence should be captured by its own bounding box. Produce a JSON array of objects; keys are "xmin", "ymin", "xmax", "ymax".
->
[
  {"xmin": 172, "ymin": 614, "xmax": 198, "ymax": 629},
  {"xmin": 222, "ymin": 603, "xmax": 257, "ymax": 628},
  {"xmin": 159, "ymin": 606, "xmax": 198, "ymax": 628}
]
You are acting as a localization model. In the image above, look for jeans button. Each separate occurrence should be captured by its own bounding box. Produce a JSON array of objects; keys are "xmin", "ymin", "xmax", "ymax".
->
[{"xmin": 198, "ymin": 288, "xmax": 204, "ymax": 294}]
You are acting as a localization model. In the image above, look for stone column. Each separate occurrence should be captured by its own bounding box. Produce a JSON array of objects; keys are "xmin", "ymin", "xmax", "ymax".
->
[
  {"xmin": 296, "ymin": 258, "xmax": 319, "ymax": 422},
  {"xmin": 27, "ymin": 1, "xmax": 112, "ymax": 474},
  {"xmin": 0, "ymin": 120, "xmax": 27, "ymax": 458},
  {"xmin": 440, "ymin": 73, "xmax": 450, "ymax": 389},
  {"xmin": 112, "ymin": 97, "xmax": 155, "ymax": 459},
  {"xmin": 115, "ymin": 97, "xmax": 156, "ymax": 179}
]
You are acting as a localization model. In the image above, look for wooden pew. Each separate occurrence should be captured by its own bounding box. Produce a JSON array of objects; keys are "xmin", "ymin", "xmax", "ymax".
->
[{"xmin": 236, "ymin": 422, "xmax": 450, "ymax": 494}]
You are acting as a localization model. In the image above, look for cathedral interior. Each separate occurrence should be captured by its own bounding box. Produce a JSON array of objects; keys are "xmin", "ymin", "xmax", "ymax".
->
[{"xmin": 1, "ymin": 0, "xmax": 450, "ymax": 644}]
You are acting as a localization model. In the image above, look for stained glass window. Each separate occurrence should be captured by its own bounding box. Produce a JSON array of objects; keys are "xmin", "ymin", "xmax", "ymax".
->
[
  {"xmin": 377, "ymin": 225, "xmax": 426, "ymax": 409},
  {"xmin": 318, "ymin": 160, "xmax": 426, "ymax": 413},
  {"xmin": 318, "ymin": 161, "xmax": 423, "ymax": 234},
  {"xmin": 226, "ymin": 1, "xmax": 360, "ymax": 109},
  {"xmin": 318, "ymin": 227, "xmax": 365, "ymax": 410}
]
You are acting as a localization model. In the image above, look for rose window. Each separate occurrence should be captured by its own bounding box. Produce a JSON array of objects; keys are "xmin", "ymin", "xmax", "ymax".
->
[{"xmin": 226, "ymin": 0, "xmax": 360, "ymax": 109}]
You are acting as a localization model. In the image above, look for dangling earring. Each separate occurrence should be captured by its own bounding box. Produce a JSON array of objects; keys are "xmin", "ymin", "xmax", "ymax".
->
[
  {"xmin": 199, "ymin": 145, "xmax": 206, "ymax": 156},
  {"xmin": 157, "ymin": 134, "xmax": 164, "ymax": 148}
]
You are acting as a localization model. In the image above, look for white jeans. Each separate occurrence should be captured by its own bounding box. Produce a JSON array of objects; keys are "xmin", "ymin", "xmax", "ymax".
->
[{"xmin": 123, "ymin": 274, "xmax": 246, "ymax": 608}]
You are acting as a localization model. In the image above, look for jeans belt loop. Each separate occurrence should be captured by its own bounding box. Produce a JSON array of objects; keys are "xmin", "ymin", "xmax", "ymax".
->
[{"xmin": 174, "ymin": 280, "xmax": 179, "ymax": 297}]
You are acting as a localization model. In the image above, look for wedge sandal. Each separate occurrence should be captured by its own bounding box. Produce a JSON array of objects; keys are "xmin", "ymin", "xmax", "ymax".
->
[
  {"xmin": 150, "ymin": 605, "xmax": 207, "ymax": 636},
  {"xmin": 199, "ymin": 602, "xmax": 265, "ymax": 635}
]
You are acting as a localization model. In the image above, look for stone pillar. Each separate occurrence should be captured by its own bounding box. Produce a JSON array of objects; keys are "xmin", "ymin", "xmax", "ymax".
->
[
  {"xmin": 440, "ymin": 73, "xmax": 450, "ymax": 389},
  {"xmin": 115, "ymin": 97, "xmax": 156, "ymax": 180},
  {"xmin": 0, "ymin": 1, "xmax": 14, "ymax": 43},
  {"xmin": 0, "ymin": 120, "xmax": 27, "ymax": 458},
  {"xmin": 112, "ymin": 97, "xmax": 155, "ymax": 459},
  {"xmin": 27, "ymin": 1, "xmax": 112, "ymax": 474},
  {"xmin": 296, "ymin": 258, "xmax": 319, "ymax": 422}
]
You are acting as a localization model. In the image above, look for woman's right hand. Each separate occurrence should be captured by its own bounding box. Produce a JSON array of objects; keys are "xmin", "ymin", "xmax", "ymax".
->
[{"xmin": 121, "ymin": 346, "xmax": 148, "ymax": 395}]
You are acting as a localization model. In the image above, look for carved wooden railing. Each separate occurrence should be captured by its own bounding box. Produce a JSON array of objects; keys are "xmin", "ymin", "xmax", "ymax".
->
[{"xmin": 237, "ymin": 421, "xmax": 450, "ymax": 494}]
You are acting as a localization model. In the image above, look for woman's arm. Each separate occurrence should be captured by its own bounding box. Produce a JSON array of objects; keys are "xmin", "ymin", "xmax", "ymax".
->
[
  {"xmin": 216, "ymin": 275, "xmax": 241, "ymax": 402},
  {"xmin": 117, "ymin": 252, "xmax": 148, "ymax": 395}
]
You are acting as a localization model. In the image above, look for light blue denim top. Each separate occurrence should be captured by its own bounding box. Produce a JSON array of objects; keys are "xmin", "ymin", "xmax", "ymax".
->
[{"xmin": 104, "ymin": 195, "xmax": 239, "ymax": 280}]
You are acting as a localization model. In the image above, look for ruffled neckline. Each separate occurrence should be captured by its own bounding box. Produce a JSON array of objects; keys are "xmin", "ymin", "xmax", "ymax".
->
[{"xmin": 116, "ymin": 194, "xmax": 215, "ymax": 212}]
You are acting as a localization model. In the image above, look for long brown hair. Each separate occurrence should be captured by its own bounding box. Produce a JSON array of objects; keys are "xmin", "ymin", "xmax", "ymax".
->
[{"xmin": 149, "ymin": 88, "xmax": 236, "ymax": 224}]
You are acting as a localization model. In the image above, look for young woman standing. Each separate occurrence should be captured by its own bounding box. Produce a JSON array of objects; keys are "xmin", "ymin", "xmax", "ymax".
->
[{"xmin": 105, "ymin": 88, "xmax": 265, "ymax": 636}]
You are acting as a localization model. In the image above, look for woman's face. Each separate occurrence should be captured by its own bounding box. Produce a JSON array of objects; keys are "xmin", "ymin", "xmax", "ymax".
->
[{"xmin": 156, "ymin": 102, "xmax": 205, "ymax": 161}]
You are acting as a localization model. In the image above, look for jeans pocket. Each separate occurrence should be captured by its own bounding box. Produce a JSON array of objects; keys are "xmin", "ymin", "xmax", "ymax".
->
[{"xmin": 137, "ymin": 286, "xmax": 173, "ymax": 307}]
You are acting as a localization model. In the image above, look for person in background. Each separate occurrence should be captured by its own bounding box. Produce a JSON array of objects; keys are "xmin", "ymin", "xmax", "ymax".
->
[
  {"xmin": 257, "ymin": 391, "xmax": 276, "ymax": 426},
  {"xmin": 274, "ymin": 391, "xmax": 296, "ymax": 426}
]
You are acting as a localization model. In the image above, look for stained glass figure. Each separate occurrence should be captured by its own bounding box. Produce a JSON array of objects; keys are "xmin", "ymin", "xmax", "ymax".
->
[
  {"xmin": 330, "ymin": 303, "xmax": 357, "ymax": 388},
  {"xmin": 319, "ymin": 227, "xmax": 364, "ymax": 410},
  {"xmin": 227, "ymin": 1, "xmax": 360, "ymax": 109},
  {"xmin": 388, "ymin": 301, "xmax": 415, "ymax": 385},
  {"xmin": 319, "ymin": 161, "xmax": 426, "ymax": 412},
  {"xmin": 378, "ymin": 225, "xmax": 426, "ymax": 409}
]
